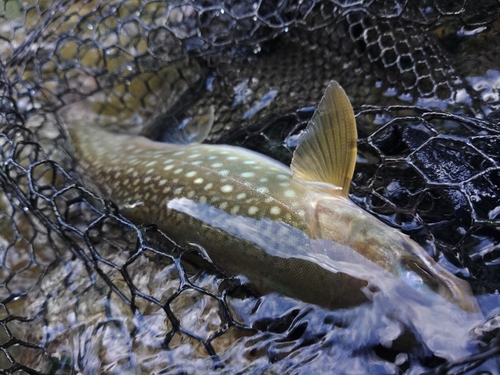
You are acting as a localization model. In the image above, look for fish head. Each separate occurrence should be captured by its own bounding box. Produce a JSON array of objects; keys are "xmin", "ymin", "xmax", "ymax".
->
[
  {"xmin": 306, "ymin": 195, "xmax": 481, "ymax": 314},
  {"xmin": 394, "ymin": 241, "xmax": 481, "ymax": 314}
]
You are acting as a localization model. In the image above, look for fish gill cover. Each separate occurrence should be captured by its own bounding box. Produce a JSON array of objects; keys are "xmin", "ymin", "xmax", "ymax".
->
[{"xmin": 1, "ymin": 0, "xmax": 500, "ymax": 373}]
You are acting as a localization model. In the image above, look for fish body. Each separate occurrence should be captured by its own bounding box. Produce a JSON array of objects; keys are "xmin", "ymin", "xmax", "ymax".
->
[{"xmin": 68, "ymin": 82, "xmax": 479, "ymax": 314}]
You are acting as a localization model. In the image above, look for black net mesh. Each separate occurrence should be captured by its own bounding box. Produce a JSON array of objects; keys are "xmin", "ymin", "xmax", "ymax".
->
[{"xmin": 1, "ymin": 0, "xmax": 500, "ymax": 373}]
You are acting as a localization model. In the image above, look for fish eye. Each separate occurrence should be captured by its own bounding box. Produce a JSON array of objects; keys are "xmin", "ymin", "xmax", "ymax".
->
[{"xmin": 398, "ymin": 257, "xmax": 440, "ymax": 292}]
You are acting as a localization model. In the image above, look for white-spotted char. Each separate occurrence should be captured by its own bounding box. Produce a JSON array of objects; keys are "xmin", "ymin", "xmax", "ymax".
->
[{"xmin": 68, "ymin": 81, "xmax": 479, "ymax": 316}]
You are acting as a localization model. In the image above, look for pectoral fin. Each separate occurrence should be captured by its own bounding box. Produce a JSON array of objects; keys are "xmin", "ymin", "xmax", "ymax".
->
[
  {"xmin": 158, "ymin": 105, "xmax": 215, "ymax": 144},
  {"xmin": 291, "ymin": 81, "xmax": 357, "ymax": 197}
]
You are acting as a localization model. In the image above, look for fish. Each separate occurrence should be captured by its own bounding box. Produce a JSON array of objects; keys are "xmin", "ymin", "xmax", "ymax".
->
[{"xmin": 66, "ymin": 81, "xmax": 479, "ymax": 316}]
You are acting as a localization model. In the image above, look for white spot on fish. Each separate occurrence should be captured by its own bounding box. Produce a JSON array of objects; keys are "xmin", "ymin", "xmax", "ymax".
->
[
  {"xmin": 284, "ymin": 189, "xmax": 296, "ymax": 198},
  {"xmin": 221, "ymin": 185, "xmax": 233, "ymax": 193},
  {"xmin": 240, "ymin": 172, "xmax": 255, "ymax": 178},
  {"xmin": 145, "ymin": 161, "xmax": 157, "ymax": 167},
  {"xmin": 163, "ymin": 164, "xmax": 175, "ymax": 171},
  {"xmin": 270, "ymin": 206, "xmax": 281, "ymax": 215},
  {"xmin": 237, "ymin": 193, "xmax": 246, "ymax": 200},
  {"xmin": 173, "ymin": 150, "xmax": 185, "ymax": 156},
  {"xmin": 174, "ymin": 168, "xmax": 183, "ymax": 174},
  {"xmin": 257, "ymin": 187, "xmax": 269, "ymax": 194},
  {"xmin": 297, "ymin": 209, "xmax": 306, "ymax": 217},
  {"xmin": 163, "ymin": 186, "xmax": 171, "ymax": 193},
  {"xmin": 204, "ymin": 183, "xmax": 213, "ymax": 190},
  {"xmin": 259, "ymin": 177, "xmax": 268, "ymax": 183},
  {"xmin": 219, "ymin": 202, "xmax": 228, "ymax": 210},
  {"xmin": 194, "ymin": 178, "xmax": 204, "ymax": 184},
  {"xmin": 185, "ymin": 171, "xmax": 197, "ymax": 178},
  {"xmin": 188, "ymin": 153, "xmax": 201, "ymax": 158},
  {"xmin": 276, "ymin": 174, "xmax": 288, "ymax": 180},
  {"xmin": 211, "ymin": 162, "xmax": 223, "ymax": 168},
  {"xmin": 248, "ymin": 206, "xmax": 258, "ymax": 215},
  {"xmin": 226, "ymin": 156, "xmax": 238, "ymax": 160},
  {"xmin": 219, "ymin": 170, "xmax": 229, "ymax": 176},
  {"xmin": 187, "ymin": 190, "xmax": 195, "ymax": 198},
  {"xmin": 144, "ymin": 176, "xmax": 151, "ymax": 183},
  {"xmin": 159, "ymin": 179, "xmax": 167, "ymax": 186},
  {"xmin": 174, "ymin": 187, "xmax": 183, "ymax": 195},
  {"xmin": 279, "ymin": 182, "xmax": 290, "ymax": 187},
  {"xmin": 199, "ymin": 196, "xmax": 207, "ymax": 204},
  {"xmin": 230, "ymin": 206, "xmax": 240, "ymax": 214}
]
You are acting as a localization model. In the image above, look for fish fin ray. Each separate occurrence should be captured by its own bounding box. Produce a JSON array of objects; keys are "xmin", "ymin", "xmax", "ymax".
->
[
  {"xmin": 291, "ymin": 81, "xmax": 357, "ymax": 198},
  {"xmin": 159, "ymin": 105, "xmax": 214, "ymax": 145}
]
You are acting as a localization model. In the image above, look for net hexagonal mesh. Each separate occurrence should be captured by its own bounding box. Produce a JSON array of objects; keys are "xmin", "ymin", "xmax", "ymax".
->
[{"xmin": 1, "ymin": 0, "xmax": 500, "ymax": 373}]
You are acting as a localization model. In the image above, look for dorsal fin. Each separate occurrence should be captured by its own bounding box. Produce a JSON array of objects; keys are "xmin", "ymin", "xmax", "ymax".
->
[
  {"xmin": 291, "ymin": 81, "xmax": 357, "ymax": 197},
  {"xmin": 159, "ymin": 105, "xmax": 214, "ymax": 144}
]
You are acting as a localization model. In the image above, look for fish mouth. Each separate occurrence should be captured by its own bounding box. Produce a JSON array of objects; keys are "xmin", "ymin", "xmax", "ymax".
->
[{"xmin": 397, "ymin": 255, "xmax": 481, "ymax": 314}]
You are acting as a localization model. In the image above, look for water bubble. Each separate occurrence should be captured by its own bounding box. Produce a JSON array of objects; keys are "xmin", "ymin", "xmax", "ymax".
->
[{"xmin": 87, "ymin": 24, "xmax": 93, "ymax": 30}]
